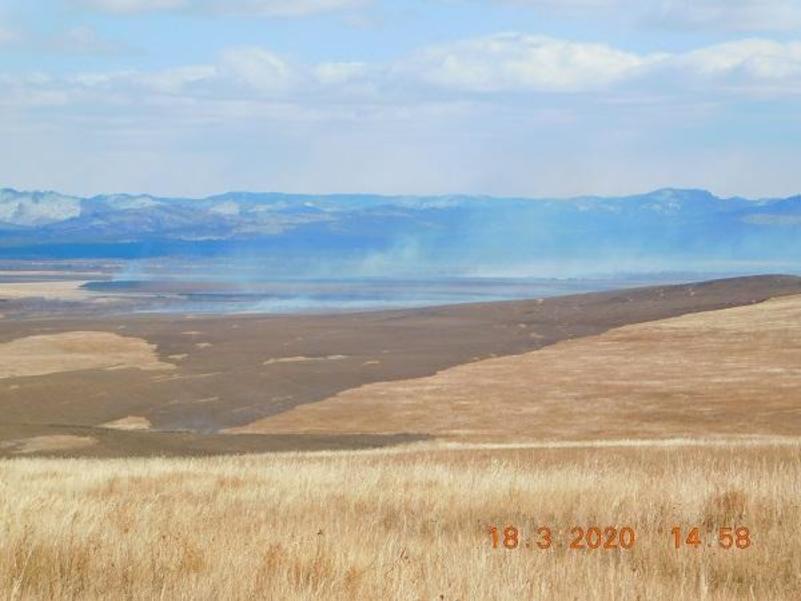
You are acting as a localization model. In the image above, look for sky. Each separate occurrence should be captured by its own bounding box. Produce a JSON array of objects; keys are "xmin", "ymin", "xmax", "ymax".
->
[{"xmin": 1, "ymin": 0, "xmax": 800, "ymax": 199}]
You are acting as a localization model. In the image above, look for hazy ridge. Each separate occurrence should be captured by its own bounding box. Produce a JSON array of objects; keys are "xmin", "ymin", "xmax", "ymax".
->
[{"xmin": 1, "ymin": 187, "xmax": 800, "ymax": 276}]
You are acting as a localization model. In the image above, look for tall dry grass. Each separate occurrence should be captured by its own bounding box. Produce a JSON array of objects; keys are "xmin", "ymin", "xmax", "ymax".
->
[{"xmin": 1, "ymin": 439, "xmax": 800, "ymax": 600}]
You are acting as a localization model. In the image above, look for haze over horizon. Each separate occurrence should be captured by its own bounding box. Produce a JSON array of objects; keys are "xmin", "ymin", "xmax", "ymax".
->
[
  {"xmin": 1, "ymin": 187, "xmax": 800, "ymax": 279},
  {"xmin": 3, "ymin": 185, "xmax": 800, "ymax": 204}
]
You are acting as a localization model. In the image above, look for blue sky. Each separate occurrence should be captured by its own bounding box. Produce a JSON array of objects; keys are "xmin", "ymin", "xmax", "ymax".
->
[{"xmin": 1, "ymin": 0, "xmax": 801, "ymax": 198}]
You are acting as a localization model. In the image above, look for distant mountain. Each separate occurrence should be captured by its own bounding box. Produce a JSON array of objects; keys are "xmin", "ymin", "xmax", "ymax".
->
[{"xmin": 0, "ymin": 187, "xmax": 799, "ymax": 276}]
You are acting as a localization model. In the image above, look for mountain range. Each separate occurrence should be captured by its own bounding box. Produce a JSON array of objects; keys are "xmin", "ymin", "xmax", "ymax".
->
[{"xmin": 1, "ymin": 187, "xmax": 799, "ymax": 276}]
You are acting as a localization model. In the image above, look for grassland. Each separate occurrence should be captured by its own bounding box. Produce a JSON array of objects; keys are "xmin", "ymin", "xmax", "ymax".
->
[
  {"xmin": 233, "ymin": 294, "xmax": 801, "ymax": 441},
  {"xmin": 2, "ymin": 277, "xmax": 801, "ymax": 599},
  {"xmin": 1, "ymin": 439, "xmax": 799, "ymax": 600},
  {"xmin": 4, "ymin": 275, "xmax": 800, "ymax": 457}
]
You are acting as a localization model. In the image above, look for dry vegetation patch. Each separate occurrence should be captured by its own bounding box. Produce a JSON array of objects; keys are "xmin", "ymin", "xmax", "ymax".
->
[
  {"xmin": 0, "ymin": 441, "xmax": 798, "ymax": 600},
  {"xmin": 101, "ymin": 416, "xmax": 153, "ymax": 431},
  {"xmin": 0, "ymin": 435, "xmax": 97, "ymax": 454},
  {"xmin": 0, "ymin": 331, "xmax": 174, "ymax": 380},
  {"xmin": 263, "ymin": 355, "xmax": 349, "ymax": 365},
  {"xmin": 0, "ymin": 281, "xmax": 92, "ymax": 300}
]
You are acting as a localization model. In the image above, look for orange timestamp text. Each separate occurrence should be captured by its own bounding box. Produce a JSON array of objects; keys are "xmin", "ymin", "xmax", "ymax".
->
[{"xmin": 487, "ymin": 525, "xmax": 752, "ymax": 551}]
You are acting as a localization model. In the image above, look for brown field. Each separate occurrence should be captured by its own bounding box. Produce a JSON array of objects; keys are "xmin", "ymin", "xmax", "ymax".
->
[
  {"xmin": 0, "ymin": 434, "xmax": 97, "ymax": 454},
  {"xmin": 233, "ymin": 294, "xmax": 801, "ymax": 441},
  {"xmin": 2, "ymin": 274, "xmax": 801, "ymax": 456},
  {"xmin": 1, "ymin": 440, "xmax": 799, "ymax": 600}
]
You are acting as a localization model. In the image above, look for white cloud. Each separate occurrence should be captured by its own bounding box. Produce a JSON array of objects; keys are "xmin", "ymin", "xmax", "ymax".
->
[
  {"xmin": 654, "ymin": 0, "xmax": 801, "ymax": 32},
  {"xmin": 679, "ymin": 39, "xmax": 801, "ymax": 80},
  {"xmin": 47, "ymin": 25, "xmax": 130, "ymax": 55},
  {"xmin": 6, "ymin": 34, "xmax": 801, "ymax": 123},
  {"xmin": 314, "ymin": 61, "xmax": 369, "ymax": 85},
  {"xmin": 495, "ymin": 0, "xmax": 801, "ymax": 31},
  {"xmin": 400, "ymin": 33, "xmax": 664, "ymax": 93},
  {"xmin": 79, "ymin": 0, "xmax": 187, "ymax": 14},
  {"xmin": 395, "ymin": 34, "xmax": 801, "ymax": 97},
  {"xmin": 74, "ymin": 0, "xmax": 367, "ymax": 16},
  {"xmin": 219, "ymin": 47, "xmax": 297, "ymax": 94},
  {"xmin": 198, "ymin": 0, "xmax": 369, "ymax": 17},
  {"xmin": 497, "ymin": 0, "xmax": 627, "ymax": 17},
  {"xmin": 608, "ymin": 38, "xmax": 801, "ymax": 96},
  {"xmin": 136, "ymin": 65, "xmax": 218, "ymax": 94}
]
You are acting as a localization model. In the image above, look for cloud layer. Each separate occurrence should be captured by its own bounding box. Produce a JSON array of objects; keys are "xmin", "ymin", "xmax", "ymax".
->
[
  {"xmin": 75, "ymin": 0, "xmax": 367, "ymax": 16},
  {"xmin": 401, "ymin": 34, "xmax": 662, "ymax": 93},
  {"xmin": 21, "ymin": 33, "xmax": 798, "ymax": 105},
  {"xmin": 495, "ymin": 0, "xmax": 801, "ymax": 31},
  {"xmin": 66, "ymin": 0, "xmax": 801, "ymax": 30}
]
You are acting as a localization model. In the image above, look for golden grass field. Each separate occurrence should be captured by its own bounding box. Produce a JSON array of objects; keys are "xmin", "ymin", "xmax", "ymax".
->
[{"xmin": 1, "ymin": 440, "xmax": 799, "ymax": 600}]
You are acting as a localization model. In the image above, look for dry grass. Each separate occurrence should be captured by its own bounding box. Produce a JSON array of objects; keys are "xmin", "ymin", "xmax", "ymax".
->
[
  {"xmin": 1, "ymin": 439, "xmax": 799, "ymax": 600},
  {"xmin": 263, "ymin": 355, "xmax": 349, "ymax": 365},
  {"xmin": 232, "ymin": 294, "xmax": 801, "ymax": 440},
  {"xmin": 100, "ymin": 416, "xmax": 153, "ymax": 431},
  {"xmin": 0, "ymin": 435, "xmax": 97, "ymax": 454},
  {"xmin": 0, "ymin": 332, "xmax": 174, "ymax": 380},
  {"xmin": 0, "ymin": 281, "xmax": 93, "ymax": 300}
]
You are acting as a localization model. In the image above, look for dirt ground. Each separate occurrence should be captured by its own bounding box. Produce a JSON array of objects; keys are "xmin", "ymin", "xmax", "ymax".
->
[
  {"xmin": 1, "ymin": 274, "xmax": 800, "ymax": 456},
  {"xmin": 233, "ymin": 294, "xmax": 801, "ymax": 441}
]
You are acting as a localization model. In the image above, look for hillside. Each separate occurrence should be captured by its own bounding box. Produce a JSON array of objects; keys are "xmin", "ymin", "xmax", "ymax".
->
[{"xmin": 2, "ymin": 274, "xmax": 800, "ymax": 457}]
